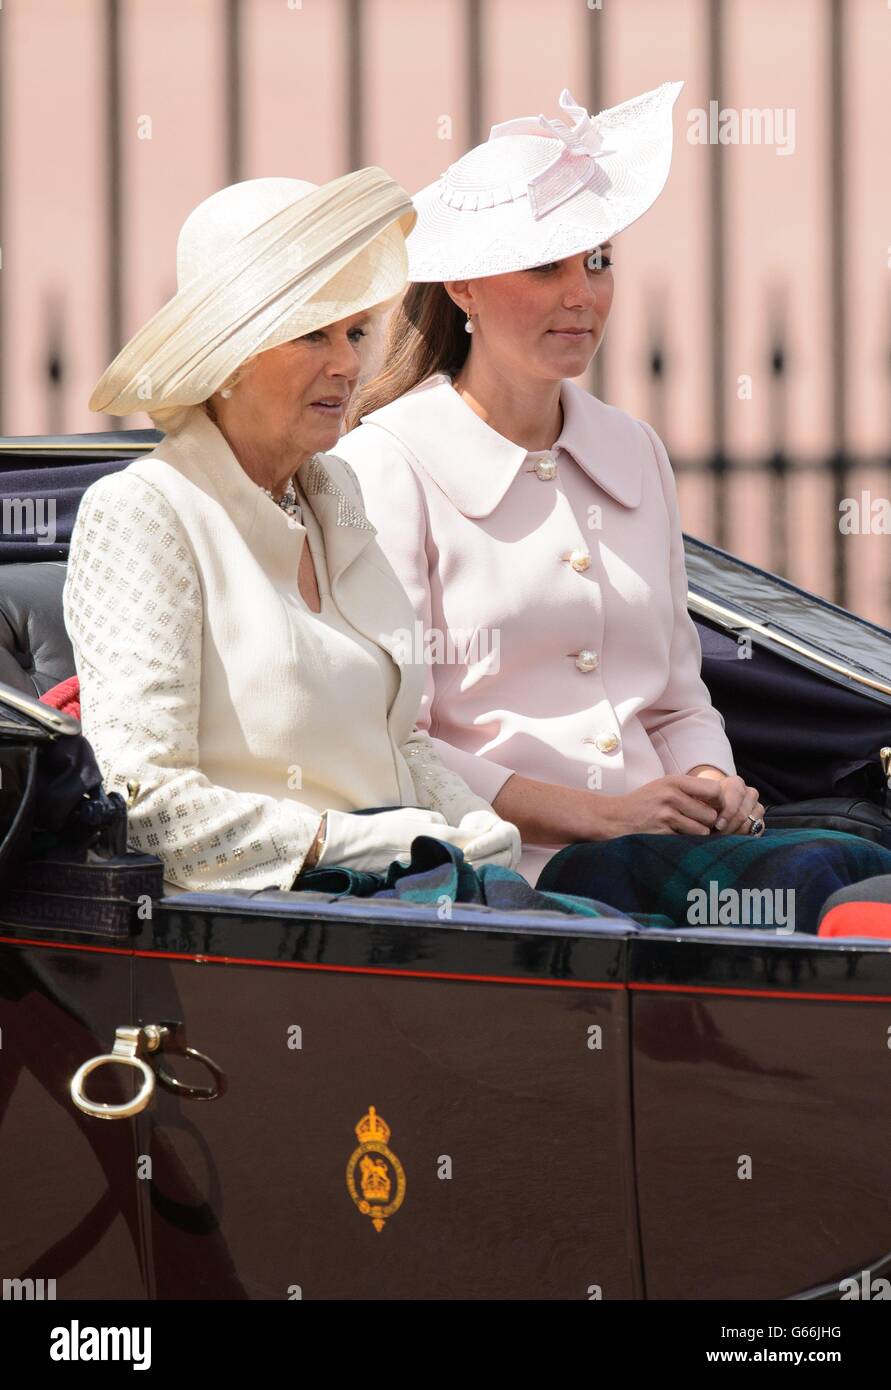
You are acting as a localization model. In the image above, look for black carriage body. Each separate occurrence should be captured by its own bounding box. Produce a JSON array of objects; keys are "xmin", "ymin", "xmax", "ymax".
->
[{"xmin": 3, "ymin": 897, "xmax": 891, "ymax": 1301}]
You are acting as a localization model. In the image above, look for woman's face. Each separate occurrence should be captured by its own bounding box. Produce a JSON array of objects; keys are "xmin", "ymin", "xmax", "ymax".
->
[
  {"xmin": 215, "ymin": 309, "xmax": 372, "ymax": 461},
  {"xmin": 447, "ymin": 244, "xmax": 614, "ymax": 383}
]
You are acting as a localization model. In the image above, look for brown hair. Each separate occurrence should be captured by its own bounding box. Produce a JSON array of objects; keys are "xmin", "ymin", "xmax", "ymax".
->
[{"xmin": 345, "ymin": 282, "xmax": 469, "ymax": 430}]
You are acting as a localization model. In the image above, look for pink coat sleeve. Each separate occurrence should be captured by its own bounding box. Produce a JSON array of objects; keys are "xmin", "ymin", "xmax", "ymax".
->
[
  {"xmin": 636, "ymin": 420, "xmax": 737, "ymax": 778},
  {"xmin": 333, "ymin": 427, "xmax": 517, "ymax": 804}
]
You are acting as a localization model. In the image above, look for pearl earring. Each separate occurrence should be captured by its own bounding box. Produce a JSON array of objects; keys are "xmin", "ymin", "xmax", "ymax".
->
[
  {"xmin": 220, "ymin": 386, "xmax": 233, "ymax": 399},
  {"xmin": 464, "ymin": 313, "xmax": 474, "ymax": 335}
]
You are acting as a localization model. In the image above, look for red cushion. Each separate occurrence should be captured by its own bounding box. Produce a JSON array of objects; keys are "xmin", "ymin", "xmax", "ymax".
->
[
  {"xmin": 39, "ymin": 674, "xmax": 80, "ymax": 720},
  {"xmin": 819, "ymin": 901, "xmax": 891, "ymax": 939}
]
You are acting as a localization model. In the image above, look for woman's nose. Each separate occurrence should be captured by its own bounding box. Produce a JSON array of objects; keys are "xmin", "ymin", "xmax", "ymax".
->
[
  {"xmin": 562, "ymin": 271, "xmax": 598, "ymax": 309},
  {"xmin": 326, "ymin": 338, "xmax": 362, "ymax": 380}
]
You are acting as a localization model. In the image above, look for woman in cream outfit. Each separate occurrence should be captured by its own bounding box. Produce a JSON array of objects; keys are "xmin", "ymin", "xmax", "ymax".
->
[
  {"xmin": 335, "ymin": 88, "xmax": 891, "ymax": 924},
  {"xmin": 64, "ymin": 170, "xmax": 518, "ymax": 893}
]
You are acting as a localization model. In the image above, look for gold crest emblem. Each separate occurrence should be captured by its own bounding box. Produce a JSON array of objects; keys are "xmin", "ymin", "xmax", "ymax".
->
[{"xmin": 345, "ymin": 1106, "xmax": 406, "ymax": 1232}]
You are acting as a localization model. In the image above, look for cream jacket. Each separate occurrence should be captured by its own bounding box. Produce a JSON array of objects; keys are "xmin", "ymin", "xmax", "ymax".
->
[
  {"xmin": 62, "ymin": 406, "xmax": 493, "ymax": 892},
  {"xmin": 336, "ymin": 373, "xmax": 737, "ymax": 885}
]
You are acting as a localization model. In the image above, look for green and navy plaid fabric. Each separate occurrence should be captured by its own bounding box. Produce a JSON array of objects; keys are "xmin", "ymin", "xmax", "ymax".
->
[
  {"xmin": 536, "ymin": 827, "xmax": 891, "ymax": 934},
  {"xmin": 298, "ymin": 833, "xmax": 673, "ymax": 927}
]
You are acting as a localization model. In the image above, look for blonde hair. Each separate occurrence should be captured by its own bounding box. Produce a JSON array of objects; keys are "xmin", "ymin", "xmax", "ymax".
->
[{"xmin": 150, "ymin": 354, "xmax": 261, "ymax": 435}]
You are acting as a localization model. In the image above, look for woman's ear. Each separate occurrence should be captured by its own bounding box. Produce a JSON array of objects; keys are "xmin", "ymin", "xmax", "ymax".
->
[{"xmin": 442, "ymin": 279, "xmax": 474, "ymax": 315}]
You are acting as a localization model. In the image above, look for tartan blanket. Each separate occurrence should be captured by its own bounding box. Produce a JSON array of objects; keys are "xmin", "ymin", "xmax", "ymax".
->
[
  {"xmin": 298, "ymin": 833, "xmax": 673, "ymax": 927},
  {"xmin": 535, "ymin": 827, "xmax": 891, "ymax": 935}
]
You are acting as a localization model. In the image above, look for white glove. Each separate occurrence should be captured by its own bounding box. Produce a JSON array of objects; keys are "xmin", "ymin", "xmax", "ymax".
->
[
  {"xmin": 315, "ymin": 806, "xmax": 521, "ymax": 874},
  {"xmin": 442, "ymin": 809, "xmax": 522, "ymax": 870},
  {"xmin": 316, "ymin": 806, "xmax": 450, "ymax": 873}
]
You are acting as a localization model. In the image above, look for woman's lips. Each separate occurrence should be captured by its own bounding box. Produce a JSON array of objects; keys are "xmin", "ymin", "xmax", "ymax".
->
[
  {"xmin": 547, "ymin": 328, "xmax": 594, "ymax": 339},
  {"xmin": 310, "ymin": 399, "xmax": 346, "ymax": 414}
]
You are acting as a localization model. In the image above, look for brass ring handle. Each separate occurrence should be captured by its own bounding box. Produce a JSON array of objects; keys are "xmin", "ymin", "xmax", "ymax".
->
[
  {"xmin": 69, "ymin": 1023, "xmax": 167, "ymax": 1120},
  {"xmin": 70, "ymin": 1052, "xmax": 155, "ymax": 1119}
]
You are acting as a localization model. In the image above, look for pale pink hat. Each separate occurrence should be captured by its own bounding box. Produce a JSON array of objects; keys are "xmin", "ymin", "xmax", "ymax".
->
[{"xmin": 407, "ymin": 81, "xmax": 684, "ymax": 281}]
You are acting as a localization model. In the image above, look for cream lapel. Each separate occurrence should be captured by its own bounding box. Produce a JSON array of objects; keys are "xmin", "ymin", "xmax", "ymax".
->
[
  {"xmin": 150, "ymin": 412, "xmax": 421, "ymax": 733},
  {"xmin": 301, "ymin": 452, "xmax": 422, "ymax": 734}
]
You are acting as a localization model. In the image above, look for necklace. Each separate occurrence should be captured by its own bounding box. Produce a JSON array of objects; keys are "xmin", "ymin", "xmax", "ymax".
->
[
  {"xmin": 260, "ymin": 474, "xmax": 303, "ymax": 524},
  {"xmin": 204, "ymin": 399, "xmax": 309, "ymax": 522}
]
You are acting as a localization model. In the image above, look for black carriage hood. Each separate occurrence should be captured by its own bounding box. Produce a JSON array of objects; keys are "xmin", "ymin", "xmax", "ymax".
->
[
  {"xmin": 686, "ymin": 537, "xmax": 891, "ymax": 804},
  {"xmin": 685, "ymin": 533, "xmax": 891, "ymax": 704}
]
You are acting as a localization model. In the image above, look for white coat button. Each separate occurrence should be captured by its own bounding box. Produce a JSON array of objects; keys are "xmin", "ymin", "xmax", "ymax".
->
[
  {"xmin": 593, "ymin": 732, "xmax": 620, "ymax": 753},
  {"xmin": 575, "ymin": 648, "xmax": 599, "ymax": 672},
  {"xmin": 534, "ymin": 457, "xmax": 558, "ymax": 481},
  {"xmin": 568, "ymin": 548, "xmax": 591, "ymax": 572}
]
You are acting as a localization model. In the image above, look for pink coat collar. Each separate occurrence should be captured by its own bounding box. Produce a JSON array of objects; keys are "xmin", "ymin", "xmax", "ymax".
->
[{"xmin": 359, "ymin": 373, "xmax": 642, "ymax": 518}]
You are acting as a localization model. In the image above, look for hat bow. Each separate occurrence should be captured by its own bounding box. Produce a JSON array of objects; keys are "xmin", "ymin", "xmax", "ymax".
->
[{"xmin": 492, "ymin": 89, "xmax": 615, "ymax": 220}]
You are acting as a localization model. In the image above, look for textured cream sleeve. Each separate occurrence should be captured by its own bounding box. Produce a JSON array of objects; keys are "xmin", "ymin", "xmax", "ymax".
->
[
  {"xmin": 62, "ymin": 471, "xmax": 325, "ymax": 893},
  {"xmin": 331, "ymin": 452, "xmax": 497, "ymax": 824}
]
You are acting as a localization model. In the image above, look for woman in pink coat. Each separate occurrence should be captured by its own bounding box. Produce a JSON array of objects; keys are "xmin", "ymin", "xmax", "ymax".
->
[{"xmin": 334, "ymin": 84, "xmax": 891, "ymax": 929}]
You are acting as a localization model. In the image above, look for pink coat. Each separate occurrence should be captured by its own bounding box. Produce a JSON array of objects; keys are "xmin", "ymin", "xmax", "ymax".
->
[{"xmin": 335, "ymin": 372, "xmax": 736, "ymax": 884}]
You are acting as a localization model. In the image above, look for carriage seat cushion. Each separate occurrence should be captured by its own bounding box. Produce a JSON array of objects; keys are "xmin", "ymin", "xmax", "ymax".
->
[
  {"xmin": 0, "ymin": 561, "xmax": 73, "ymax": 697},
  {"xmin": 40, "ymin": 673, "xmax": 81, "ymax": 718},
  {"xmin": 818, "ymin": 874, "xmax": 891, "ymax": 938}
]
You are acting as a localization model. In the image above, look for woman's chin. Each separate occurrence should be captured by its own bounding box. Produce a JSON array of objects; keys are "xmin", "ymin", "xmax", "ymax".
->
[
  {"xmin": 299, "ymin": 412, "xmax": 346, "ymax": 455},
  {"xmin": 538, "ymin": 334, "xmax": 598, "ymax": 376}
]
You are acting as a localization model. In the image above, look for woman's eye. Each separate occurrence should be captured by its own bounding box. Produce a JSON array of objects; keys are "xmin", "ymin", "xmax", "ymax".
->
[
  {"xmin": 528, "ymin": 256, "xmax": 613, "ymax": 275},
  {"xmin": 295, "ymin": 327, "xmax": 367, "ymax": 344}
]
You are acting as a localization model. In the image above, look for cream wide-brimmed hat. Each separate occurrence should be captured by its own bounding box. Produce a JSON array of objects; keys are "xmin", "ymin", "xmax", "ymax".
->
[
  {"xmin": 407, "ymin": 81, "xmax": 683, "ymax": 282},
  {"xmin": 89, "ymin": 167, "xmax": 416, "ymax": 423}
]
